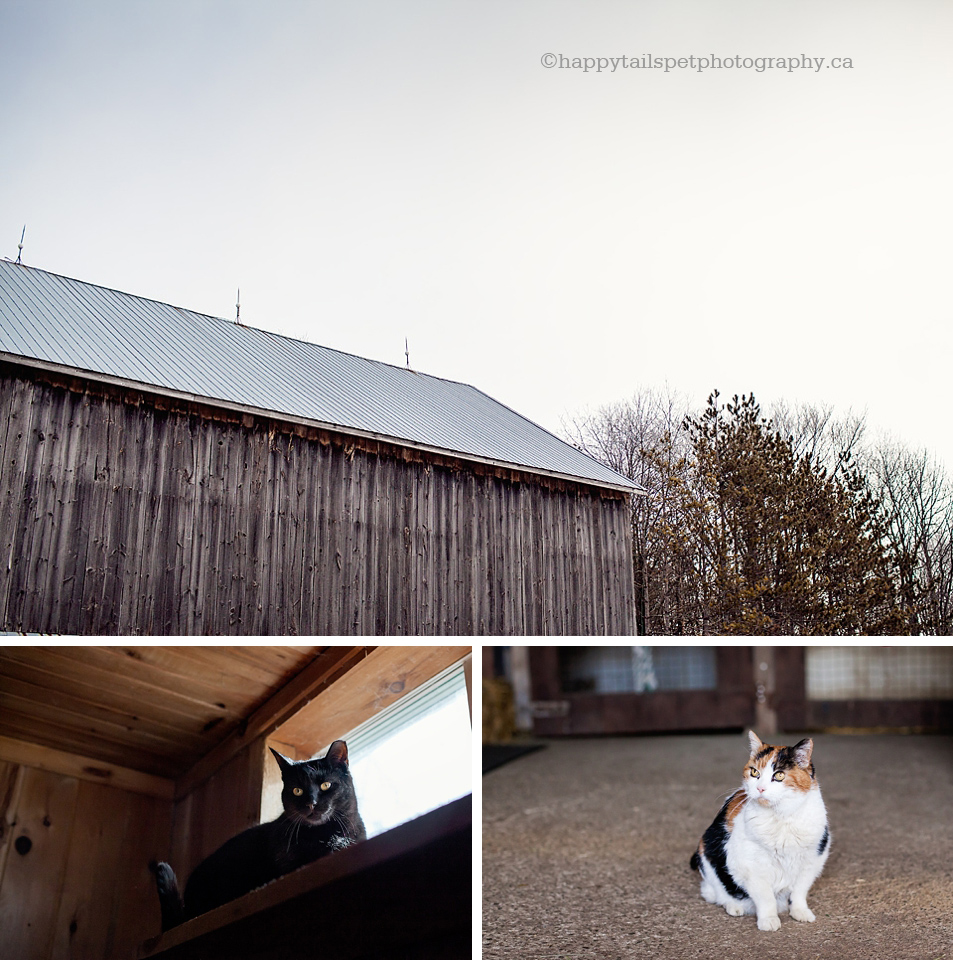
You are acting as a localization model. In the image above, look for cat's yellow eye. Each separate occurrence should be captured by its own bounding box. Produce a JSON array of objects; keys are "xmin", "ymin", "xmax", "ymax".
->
[
  {"xmin": 292, "ymin": 787, "xmax": 304, "ymax": 796},
  {"xmin": 749, "ymin": 767, "xmax": 760, "ymax": 778},
  {"xmin": 320, "ymin": 781, "xmax": 331, "ymax": 791},
  {"xmin": 773, "ymin": 771, "xmax": 785, "ymax": 781}
]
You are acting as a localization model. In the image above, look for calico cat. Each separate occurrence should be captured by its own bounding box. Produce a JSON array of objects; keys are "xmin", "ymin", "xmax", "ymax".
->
[
  {"xmin": 690, "ymin": 731, "xmax": 830, "ymax": 932},
  {"xmin": 152, "ymin": 739, "xmax": 365, "ymax": 930}
]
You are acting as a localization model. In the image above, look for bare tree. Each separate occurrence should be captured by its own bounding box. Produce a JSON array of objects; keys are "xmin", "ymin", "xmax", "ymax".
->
[
  {"xmin": 865, "ymin": 441, "xmax": 953, "ymax": 634},
  {"xmin": 564, "ymin": 387, "xmax": 693, "ymax": 634},
  {"xmin": 770, "ymin": 399, "xmax": 868, "ymax": 478}
]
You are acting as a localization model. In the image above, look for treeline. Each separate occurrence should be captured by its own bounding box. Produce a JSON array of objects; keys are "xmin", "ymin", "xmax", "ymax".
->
[{"xmin": 566, "ymin": 388, "xmax": 953, "ymax": 635}]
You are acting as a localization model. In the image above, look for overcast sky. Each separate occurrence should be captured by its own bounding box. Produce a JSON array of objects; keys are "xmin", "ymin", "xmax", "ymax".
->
[{"xmin": 2, "ymin": 0, "xmax": 951, "ymax": 471}]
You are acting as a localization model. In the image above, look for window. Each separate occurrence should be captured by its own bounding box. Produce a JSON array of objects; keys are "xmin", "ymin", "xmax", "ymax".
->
[
  {"xmin": 341, "ymin": 660, "xmax": 471, "ymax": 837},
  {"xmin": 806, "ymin": 646, "xmax": 953, "ymax": 700},
  {"xmin": 559, "ymin": 646, "xmax": 717, "ymax": 694}
]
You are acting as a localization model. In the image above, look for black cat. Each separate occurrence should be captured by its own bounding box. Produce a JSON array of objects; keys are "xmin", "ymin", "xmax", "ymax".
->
[{"xmin": 152, "ymin": 739, "xmax": 366, "ymax": 930}]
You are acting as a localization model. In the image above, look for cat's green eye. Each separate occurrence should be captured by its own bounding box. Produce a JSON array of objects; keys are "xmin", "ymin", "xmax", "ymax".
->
[
  {"xmin": 772, "ymin": 771, "xmax": 785, "ymax": 781},
  {"xmin": 320, "ymin": 781, "xmax": 332, "ymax": 791},
  {"xmin": 292, "ymin": 787, "xmax": 304, "ymax": 796},
  {"xmin": 749, "ymin": 767, "xmax": 760, "ymax": 778}
]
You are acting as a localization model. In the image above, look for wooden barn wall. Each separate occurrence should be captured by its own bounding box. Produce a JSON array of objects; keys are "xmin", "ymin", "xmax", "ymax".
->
[
  {"xmin": 0, "ymin": 369, "xmax": 636, "ymax": 635},
  {"xmin": 0, "ymin": 759, "xmax": 172, "ymax": 960}
]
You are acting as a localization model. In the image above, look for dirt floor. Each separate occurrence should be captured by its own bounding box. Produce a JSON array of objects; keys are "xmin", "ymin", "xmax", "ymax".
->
[{"xmin": 482, "ymin": 732, "xmax": 953, "ymax": 960}]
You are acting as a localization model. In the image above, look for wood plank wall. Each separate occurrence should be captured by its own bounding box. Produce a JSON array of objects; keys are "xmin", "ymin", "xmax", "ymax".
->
[
  {"xmin": 0, "ymin": 759, "xmax": 172, "ymax": 960},
  {"xmin": 168, "ymin": 739, "xmax": 266, "ymax": 884},
  {"xmin": 0, "ymin": 369, "xmax": 636, "ymax": 635},
  {"xmin": 0, "ymin": 741, "xmax": 314, "ymax": 958}
]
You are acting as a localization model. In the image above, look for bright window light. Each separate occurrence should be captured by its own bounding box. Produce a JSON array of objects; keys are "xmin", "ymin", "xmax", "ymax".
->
[{"xmin": 335, "ymin": 660, "xmax": 472, "ymax": 838}]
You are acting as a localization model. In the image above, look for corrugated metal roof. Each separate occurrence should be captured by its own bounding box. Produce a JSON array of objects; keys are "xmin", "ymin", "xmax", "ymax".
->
[{"xmin": 0, "ymin": 260, "xmax": 639, "ymax": 491}]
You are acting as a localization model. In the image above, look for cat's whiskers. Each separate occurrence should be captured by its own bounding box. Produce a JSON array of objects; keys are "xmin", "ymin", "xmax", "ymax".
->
[
  {"xmin": 331, "ymin": 811, "xmax": 349, "ymax": 830},
  {"xmin": 283, "ymin": 812, "xmax": 307, "ymax": 855}
]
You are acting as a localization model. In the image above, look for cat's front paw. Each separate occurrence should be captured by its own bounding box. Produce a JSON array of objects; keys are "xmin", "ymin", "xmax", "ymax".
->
[
  {"xmin": 757, "ymin": 914, "xmax": 781, "ymax": 932},
  {"xmin": 790, "ymin": 905, "xmax": 816, "ymax": 923},
  {"xmin": 724, "ymin": 900, "xmax": 746, "ymax": 917}
]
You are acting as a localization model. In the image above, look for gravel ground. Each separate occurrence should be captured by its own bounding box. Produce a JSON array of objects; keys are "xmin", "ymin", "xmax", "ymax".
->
[{"xmin": 482, "ymin": 732, "xmax": 953, "ymax": 960}]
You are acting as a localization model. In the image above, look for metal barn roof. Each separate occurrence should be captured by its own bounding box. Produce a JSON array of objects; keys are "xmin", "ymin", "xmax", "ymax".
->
[{"xmin": 0, "ymin": 260, "xmax": 638, "ymax": 491}]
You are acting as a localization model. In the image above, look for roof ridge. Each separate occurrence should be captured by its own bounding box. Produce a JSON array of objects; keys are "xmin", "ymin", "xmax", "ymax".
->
[{"xmin": 0, "ymin": 259, "xmax": 478, "ymax": 391}]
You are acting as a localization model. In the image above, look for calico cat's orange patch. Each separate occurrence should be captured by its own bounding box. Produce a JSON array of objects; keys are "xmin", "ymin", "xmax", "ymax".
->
[
  {"xmin": 725, "ymin": 788, "xmax": 747, "ymax": 827},
  {"xmin": 784, "ymin": 764, "xmax": 814, "ymax": 792},
  {"xmin": 745, "ymin": 741, "xmax": 815, "ymax": 792}
]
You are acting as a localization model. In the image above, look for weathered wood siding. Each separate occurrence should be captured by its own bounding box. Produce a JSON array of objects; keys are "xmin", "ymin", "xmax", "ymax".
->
[
  {"xmin": 0, "ymin": 759, "xmax": 172, "ymax": 960},
  {"xmin": 0, "ymin": 367, "xmax": 635, "ymax": 635}
]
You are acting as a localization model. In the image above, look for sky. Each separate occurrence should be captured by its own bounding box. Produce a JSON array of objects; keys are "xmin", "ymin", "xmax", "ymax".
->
[{"xmin": 2, "ymin": 0, "xmax": 952, "ymax": 472}]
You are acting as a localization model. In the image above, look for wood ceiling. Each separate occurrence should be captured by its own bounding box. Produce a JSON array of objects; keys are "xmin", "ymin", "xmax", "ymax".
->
[{"xmin": 0, "ymin": 645, "xmax": 366, "ymax": 780}]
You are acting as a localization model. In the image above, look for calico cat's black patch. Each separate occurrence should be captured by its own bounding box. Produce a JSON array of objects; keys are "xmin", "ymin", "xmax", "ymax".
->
[
  {"xmin": 818, "ymin": 825, "xmax": 830, "ymax": 855},
  {"xmin": 152, "ymin": 740, "xmax": 365, "ymax": 931},
  {"xmin": 775, "ymin": 739, "xmax": 815, "ymax": 780},
  {"xmin": 694, "ymin": 795, "xmax": 749, "ymax": 902}
]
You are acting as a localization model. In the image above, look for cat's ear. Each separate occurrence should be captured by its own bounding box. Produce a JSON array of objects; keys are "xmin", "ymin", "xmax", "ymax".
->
[
  {"xmin": 269, "ymin": 747, "xmax": 294, "ymax": 772},
  {"xmin": 791, "ymin": 738, "xmax": 814, "ymax": 768},
  {"xmin": 325, "ymin": 740, "xmax": 349, "ymax": 767},
  {"xmin": 748, "ymin": 730, "xmax": 764, "ymax": 756}
]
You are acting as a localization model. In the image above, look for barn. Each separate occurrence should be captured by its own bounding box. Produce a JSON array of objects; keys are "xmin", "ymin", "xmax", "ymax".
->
[
  {"xmin": 0, "ymin": 644, "xmax": 472, "ymax": 959},
  {"xmin": 0, "ymin": 260, "xmax": 638, "ymax": 636}
]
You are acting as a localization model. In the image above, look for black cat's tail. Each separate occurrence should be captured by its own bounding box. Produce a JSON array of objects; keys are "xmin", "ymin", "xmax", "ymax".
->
[{"xmin": 149, "ymin": 860, "xmax": 185, "ymax": 931}]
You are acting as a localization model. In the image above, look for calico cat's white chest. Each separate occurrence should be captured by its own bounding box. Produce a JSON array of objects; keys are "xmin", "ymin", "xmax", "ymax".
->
[
  {"xmin": 745, "ymin": 796, "xmax": 826, "ymax": 845},
  {"xmin": 732, "ymin": 790, "xmax": 829, "ymax": 876}
]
